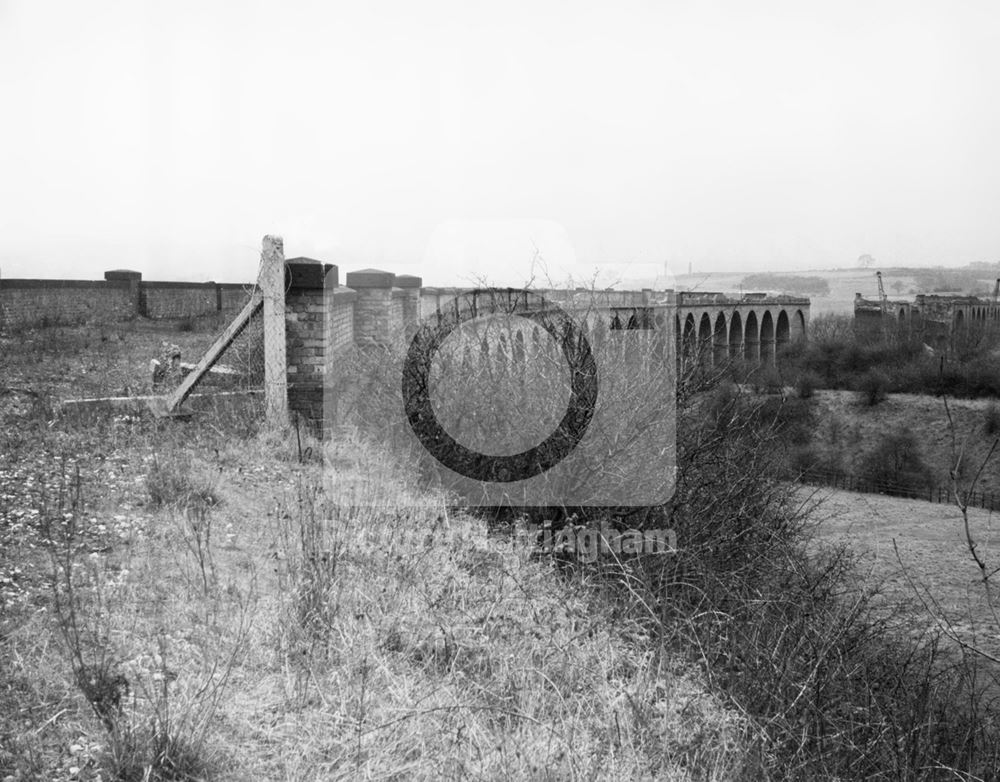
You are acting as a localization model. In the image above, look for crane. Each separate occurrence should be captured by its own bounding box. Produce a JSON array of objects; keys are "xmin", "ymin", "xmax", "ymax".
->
[
  {"xmin": 876, "ymin": 271, "xmax": 888, "ymax": 316},
  {"xmin": 993, "ymin": 278, "xmax": 999, "ymax": 304}
]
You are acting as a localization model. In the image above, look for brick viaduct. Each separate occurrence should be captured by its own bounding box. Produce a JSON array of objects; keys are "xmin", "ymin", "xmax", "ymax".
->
[{"xmin": 280, "ymin": 259, "xmax": 810, "ymax": 429}]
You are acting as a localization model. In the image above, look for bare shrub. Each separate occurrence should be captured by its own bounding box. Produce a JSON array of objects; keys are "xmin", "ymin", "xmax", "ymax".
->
[
  {"xmin": 615, "ymin": 382, "xmax": 1000, "ymax": 779},
  {"xmin": 795, "ymin": 370, "xmax": 821, "ymax": 399},
  {"xmin": 857, "ymin": 368, "xmax": 890, "ymax": 406},
  {"xmin": 856, "ymin": 428, "xmax": 933, "ymax": 497},
  {"xmin": 984, "ymin": 402, "xmax": 1000, "ymax": 436}
]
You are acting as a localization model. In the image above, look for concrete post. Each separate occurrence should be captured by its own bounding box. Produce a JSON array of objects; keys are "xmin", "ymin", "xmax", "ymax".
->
[{"xmin": 261, "ymin": 235, "xmax": 288, "ymax": 427}]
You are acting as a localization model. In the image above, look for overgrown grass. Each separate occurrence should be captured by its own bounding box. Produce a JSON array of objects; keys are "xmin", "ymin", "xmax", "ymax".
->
[
  {"xmin": 6, "ymin": 319, "xmax": 1000, "ymax": 780},
  {"xmin": 2, "ymin": 366, "xmax": 746, "ymax": 780}
]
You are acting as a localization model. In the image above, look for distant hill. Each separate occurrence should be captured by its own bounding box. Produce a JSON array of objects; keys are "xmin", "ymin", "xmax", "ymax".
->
[{"xmin": 739, "ymin": 273, "xmax": 830, "ymax": 297}]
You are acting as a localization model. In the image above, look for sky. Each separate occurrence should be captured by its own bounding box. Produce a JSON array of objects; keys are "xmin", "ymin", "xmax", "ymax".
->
[{"xmin": 1, "ymin": 0, "xmax": 999, "ymax": 287}]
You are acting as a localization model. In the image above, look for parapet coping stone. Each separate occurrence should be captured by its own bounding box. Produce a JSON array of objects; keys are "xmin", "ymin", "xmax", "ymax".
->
[
  {"xmin": 394, "ymin": 274, "xmax": 422, "ymax": 289},
  {"xmin": 345, "ymin": 269, "xmax": 395, "ymax": 289}
]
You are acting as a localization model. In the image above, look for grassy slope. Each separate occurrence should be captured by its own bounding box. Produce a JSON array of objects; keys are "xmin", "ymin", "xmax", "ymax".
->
[
  {"xmin": 0, "ymin": 323, "xmax": 747, "ymax": 781},
  {"xmin": 807, "ymin": 487, "xmax": 1000, "ymax": 660},
  {"xmin": 807, "ymin": 388, "xmax": 1000, "ymax": 497}
]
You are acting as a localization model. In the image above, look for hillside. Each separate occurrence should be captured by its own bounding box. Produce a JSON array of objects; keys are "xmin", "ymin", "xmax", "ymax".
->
[{"xmin": 805, "ymin": 389, "xmax": 1000, "ymax": 498}]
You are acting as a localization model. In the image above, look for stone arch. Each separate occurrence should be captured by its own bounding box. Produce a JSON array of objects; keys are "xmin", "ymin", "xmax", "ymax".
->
[
  {"xmin": 793, "ymin": 309, "xmax": 806, "ymax": 340},
  {"xmin": 760, "ymin": 311, "xmax": 775, "ymax": 364},
  {"xmin": 956, "ymin": 309, "xmax": 965, "ymax": 329},
  {"xmin": 775, "ymin": 310, "xmax": 790, "ymax": 354},
  {"xmin": 699, "ymin": 312, "xmax": 712, "ymax": 363},
  {"xmin": 682, "ymin": 313, "xmax": 697, "ymax": 360},
  {"xmin": 713, "ymin": 312, "xmax": 728, "ymax": 365},
  {"xmin": 729, "ymin": 311, "xmax": 743, "ymax": 358},
  {"xmin": 744, "ymin": 311, "xmax": 759, "ymax": 362}
]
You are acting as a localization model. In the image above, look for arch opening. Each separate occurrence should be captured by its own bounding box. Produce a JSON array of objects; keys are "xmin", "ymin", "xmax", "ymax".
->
[
  {"xmin": 760, "ymin": 311, "xmax": 775, "ymax": 365},
  {"xmin": 744, "ymin": 312, "xmax": 759, "ymax": 363},
  {"xmin": 698, "ymin": 313, "xmax": 712, "ymax": 364},
  {"xmin": 775, "ymin": 310, "xmax": 790, "ymax": 355},
  {"xmin": 713, "ymin": 313, "xmax": 728, "ymax": 365},
  {"xmin": 729, "ymin": 311, "xmax": 743, "ymax": 358}
]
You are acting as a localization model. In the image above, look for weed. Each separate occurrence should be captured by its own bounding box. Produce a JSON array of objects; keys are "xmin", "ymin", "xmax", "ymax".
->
[{"xmin": 146, "ymin": 453, "xmax": 220, "ymax": 511}]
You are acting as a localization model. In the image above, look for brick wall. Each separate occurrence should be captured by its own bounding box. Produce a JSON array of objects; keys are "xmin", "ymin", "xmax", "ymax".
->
[
  {"xmin": 140, "ymin": 282, "xmax": 219, "ymax": 319},
  {"xmin": 0, "ymin": 270, "xmax": 257, "ymax": 330},
  {"xmin": 218, "ymin": 284, "xmax": 254, "ymax": 314},
  {"xmin": 328, "ymin": 288, "xmax": 356, "ymax": 351},
  {"xmin": 0, "ymin": 279, "xmax": 134, "ymax": 329}
]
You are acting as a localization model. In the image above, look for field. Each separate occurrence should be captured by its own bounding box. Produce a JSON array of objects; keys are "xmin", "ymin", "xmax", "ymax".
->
[
  {"xmin": 0, "ymin": 321, "xmax": 745, "ymax": 781},
  {"xmin": 5, "ymin": 320, "xmax": 1000, "ymax": 779},
  {"xmin": 807, "ymin": 487, "xmax": 1000, "ymax": 661}
]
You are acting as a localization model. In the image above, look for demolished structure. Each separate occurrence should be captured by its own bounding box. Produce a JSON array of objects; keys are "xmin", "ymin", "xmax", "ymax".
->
[{"xmin": 854, "ymin": 291, "xmax": 1000, "ymax": 345}]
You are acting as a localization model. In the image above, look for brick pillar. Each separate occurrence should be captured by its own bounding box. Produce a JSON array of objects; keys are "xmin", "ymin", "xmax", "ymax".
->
[
  {"xmin": 345, "ymin": 268, "xmax": 396, "ymax": 345},
  {"xmin": 394, "ymin": 274, "xmax": 422, "ymax": 336},
  {"xmin": 104, "ymin": 269, "xmax": 142, "ymax": 318},
  {"xmin": 285, "ymin": 257, "xmax": 337, "ymax": 433}
]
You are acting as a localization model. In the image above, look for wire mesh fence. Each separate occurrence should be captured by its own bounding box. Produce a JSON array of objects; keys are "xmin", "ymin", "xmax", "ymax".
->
[
  {"xmin": 145, "ymin": 282, "xmax": 265, "ymax": 398},
  {"xmin": 220, "ymin": 299, "xmax": 265, "ymax": 391}
]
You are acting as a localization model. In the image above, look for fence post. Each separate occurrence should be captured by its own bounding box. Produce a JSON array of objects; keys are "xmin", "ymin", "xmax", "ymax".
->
[{"xmin": 261, "ymin": 235, "xmax": 288, "ymax": 427}]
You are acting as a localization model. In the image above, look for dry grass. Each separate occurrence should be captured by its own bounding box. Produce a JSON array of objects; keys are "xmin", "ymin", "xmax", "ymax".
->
[
  {"xmin": 807, "ymin": 487, "xmax": 1000, "ymax": 661},
  {"xmin": 1, "ymin": 428, "xmax": 749, "ymax": 780},
  {"xmin": 10, "ymin": 320, "xmax": 1000, "ymax": 779},
  {"xmin": 1, "ymin": 318, "xmax": 749, "ymax": 780}
]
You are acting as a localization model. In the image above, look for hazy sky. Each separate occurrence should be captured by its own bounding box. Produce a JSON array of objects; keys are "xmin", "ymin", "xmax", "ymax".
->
[{"xmin": 2, "ymin": 0, "xmax": 999, "ymax": 286}]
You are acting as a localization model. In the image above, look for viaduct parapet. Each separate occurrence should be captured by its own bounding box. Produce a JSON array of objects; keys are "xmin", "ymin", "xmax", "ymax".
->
[
  {"xmin": 281, "ymin": 261, "xmax": 810, "ymax": 430},
  {"xmin": 855, "ymin": 291, "xmax": 1000, "ymax": 344},
  {"xmin": 0, "ymin": 261, "xmax": 811, "ymax": 433}
]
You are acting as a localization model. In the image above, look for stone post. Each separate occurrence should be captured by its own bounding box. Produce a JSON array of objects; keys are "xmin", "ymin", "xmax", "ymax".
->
[
  {"xmin": 345, "ymin": 268, "xmax": 396, "ymax": 345},
  {"xmin": 394, "ymin": 274, "xmax": 422, "ymax": 336}
]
